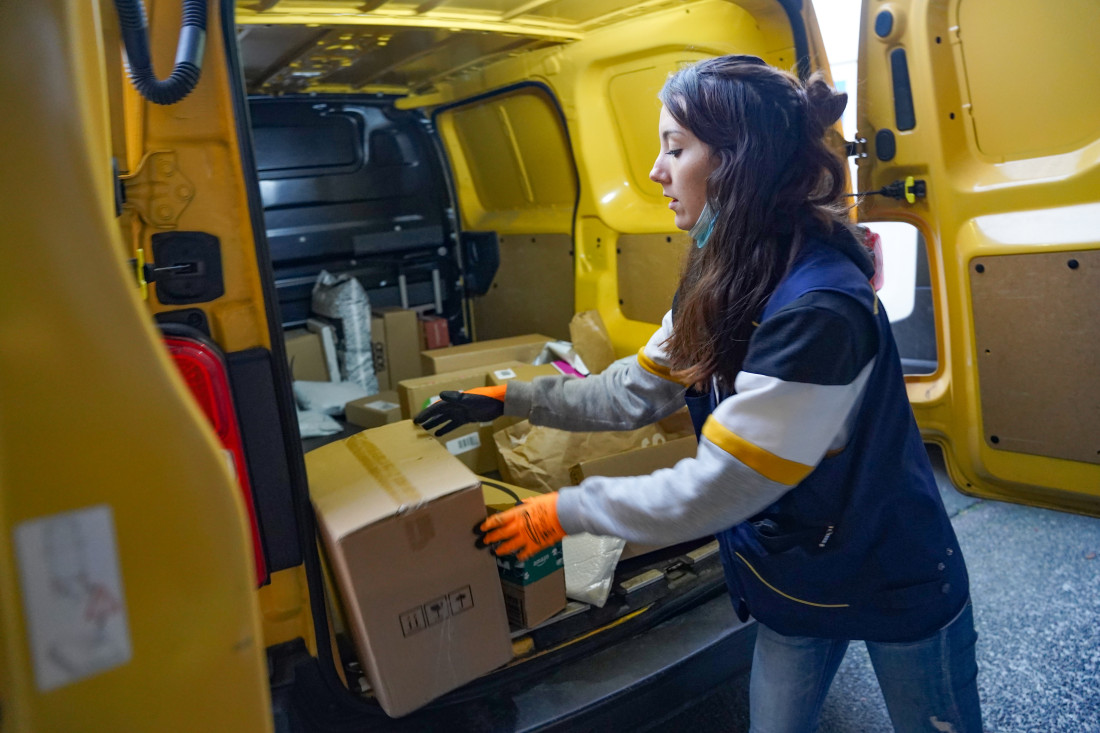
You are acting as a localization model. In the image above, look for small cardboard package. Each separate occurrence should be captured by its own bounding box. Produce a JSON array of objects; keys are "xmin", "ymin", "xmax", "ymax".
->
[
  {"xmin": 421, "ymin": 334, "xmax": 552, "ymax": 375},
  {"xmin": 370, "ymin": 315, "xmax": 390, "ymax": 390},
  {"xmin": 344, "ymin": 390, "xmax": 402, "ymax": 429},
  {"xmin": 481, "ymin": 479, "xmax": 566, "ymax": 628},
  {"xmin": 285, "ymin": 329, "xmax": 331, "ymax": 382},
  {"xmin": 373, "ymin": 307, "xmax": 422, "ymax": 385},
  {"xmin": 397, "ymin": 361, "xmax": 527, "ymax": 474},
  {"xmin": 419, "ymin": 314, "xmax": 451, "ymax": 350},
  {"xmin": 307, "ymin": 422, "xmax": 513, "ymax": 717}
]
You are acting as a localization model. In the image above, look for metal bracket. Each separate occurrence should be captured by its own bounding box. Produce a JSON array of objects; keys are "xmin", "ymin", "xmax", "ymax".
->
[
  {"xmin": 120, "ymin": 151, "xmax": 195, "ymax": 228},
  {"xmin": 845, "ymin": 136, "xmax": 868, "ymax": 159}
]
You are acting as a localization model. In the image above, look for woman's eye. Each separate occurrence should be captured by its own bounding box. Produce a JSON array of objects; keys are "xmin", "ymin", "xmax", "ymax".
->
[{"xmin": 666, "ymin": 149, "xmax": 682, "ymax": 158}]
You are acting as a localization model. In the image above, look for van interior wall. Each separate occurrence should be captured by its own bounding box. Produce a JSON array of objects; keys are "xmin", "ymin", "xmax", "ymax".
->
[{"xmin": 470, "ymin": 233, "xmax": 574, "ymax": 342}]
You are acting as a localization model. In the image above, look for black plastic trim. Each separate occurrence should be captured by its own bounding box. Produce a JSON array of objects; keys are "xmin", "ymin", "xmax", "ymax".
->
[
  {"xmin": 874, "ymin": 10, "xmax": 894, "ymax": 38},
  {"xmin": 890, "ymin": 47, "xmax": 917, "ymax": 131},
  {"xmin": 875, "ymin": 128, "xmax": 897, "ymax": 161},
  {"xmin": 777, "ymin": 0, "xmax": 812, "ymax": 80},
  {"xmin": 227, "ymin": 348, "xmax": 302, "ymax": 573}
]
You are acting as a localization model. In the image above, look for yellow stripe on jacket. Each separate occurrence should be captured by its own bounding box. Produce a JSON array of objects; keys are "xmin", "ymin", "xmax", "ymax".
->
[{"xmin": 702, "ymin": 416, "xmax": 813, "ymax": 486}]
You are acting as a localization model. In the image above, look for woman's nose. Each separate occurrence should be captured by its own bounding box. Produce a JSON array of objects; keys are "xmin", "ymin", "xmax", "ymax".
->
[{"xmin": 649, "ymin": 156, "xmax": 668, "ymax": 184}]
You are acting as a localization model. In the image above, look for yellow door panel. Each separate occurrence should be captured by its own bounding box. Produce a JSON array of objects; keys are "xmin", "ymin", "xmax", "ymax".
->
[
  {"xmin": 855, "ymin": 0, "xmax": 1100, "ymax": 514},
  {"xmin": 0, "ymin": 1, "xmax": 271, "ymax": 730}
]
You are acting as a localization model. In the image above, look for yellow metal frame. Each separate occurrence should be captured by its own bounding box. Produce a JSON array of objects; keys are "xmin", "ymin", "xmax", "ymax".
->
[
  {"xmin": 855, "ymin": 0, "xmax": 1100, "ymax": 513},
  {"xmin": 0, "ymin": 1, "xmax": 275, "ymax": 729}
]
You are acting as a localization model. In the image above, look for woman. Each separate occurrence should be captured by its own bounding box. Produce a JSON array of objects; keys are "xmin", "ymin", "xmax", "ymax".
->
[{"xmin": 415, "ymin": 55, "xmax": 982, "ymax": 732}]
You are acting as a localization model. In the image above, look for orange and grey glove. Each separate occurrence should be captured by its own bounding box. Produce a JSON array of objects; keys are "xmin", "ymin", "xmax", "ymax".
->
[
  {"xmin": 475, "ymin": 492, "xmax": 565, "ymax": 561},
  {"xmin": 413, "ymin": 385, "xmax": 506, "ymax": 436}
]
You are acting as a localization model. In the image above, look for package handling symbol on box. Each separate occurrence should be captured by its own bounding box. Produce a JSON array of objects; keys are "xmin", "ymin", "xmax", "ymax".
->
[{"xmin": 399, "ymin": 585, "xmax": 474, "ymax": 637}]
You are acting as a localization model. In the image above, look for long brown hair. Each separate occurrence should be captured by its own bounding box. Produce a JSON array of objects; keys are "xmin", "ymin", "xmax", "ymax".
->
[{"xmin": 659, "ymin": 55, "xmax": 850, "ymax": 389}]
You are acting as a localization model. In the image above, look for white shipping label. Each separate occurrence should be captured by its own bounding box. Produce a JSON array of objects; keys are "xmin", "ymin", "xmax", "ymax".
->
[
  {"xmin": 14, "ymin": 505, "xmax": 132, "ymax": 692},
  {"xmin": 492, "ymin": 369, "xmax": 517, "ymax": 380},
  {"xmin": 445, "ymin": 431, "xmax": 481, "ymax": 455},
  {"xmin": 366, "ymin": 400, "xmax": 399, "ymax": 411}
]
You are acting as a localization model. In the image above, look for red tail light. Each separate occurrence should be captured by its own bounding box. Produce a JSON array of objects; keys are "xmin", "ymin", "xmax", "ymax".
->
[{"xmin": 165, "ymin": 336, "xmax": 268, "ymax": 586}]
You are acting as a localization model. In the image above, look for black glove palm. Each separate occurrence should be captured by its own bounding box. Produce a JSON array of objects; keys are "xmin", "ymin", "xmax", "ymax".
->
[{"xmin": 413, "ymin": 390, "xmax": 505, "ymax": 436}]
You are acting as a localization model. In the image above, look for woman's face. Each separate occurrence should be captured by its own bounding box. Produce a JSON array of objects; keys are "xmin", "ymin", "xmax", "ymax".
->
[{"xmin": 649, "ymin": 105, "xmax": 717, "ymax": 231}]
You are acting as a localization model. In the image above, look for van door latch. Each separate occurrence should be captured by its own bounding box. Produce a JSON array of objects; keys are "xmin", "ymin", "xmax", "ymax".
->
[{"xmin": 129, "ymin": 231, "xmax": 224, "ymax": 303}]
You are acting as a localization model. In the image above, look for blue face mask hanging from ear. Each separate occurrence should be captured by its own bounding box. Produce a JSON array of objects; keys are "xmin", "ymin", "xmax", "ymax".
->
[{"xmin": 692, "ymin": 204, "xmax": 716, "ymax": 248}]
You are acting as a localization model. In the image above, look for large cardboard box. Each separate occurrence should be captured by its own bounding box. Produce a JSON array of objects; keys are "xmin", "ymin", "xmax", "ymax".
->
[
  {"xmin": 421, "ymin": 334, "xmax": 552, "ymax": 375},
  {"xmin": 307, "ymin": 422, "xmax": 513, "ymax": 717},
  {"xmin": 569, "ymin": 435, "xmax": 701, "ymax": 560},
  {"xmin": 345, "ymin": 390, "xmax": 402, "ymax": 429},
  {"xmin": 481, "ymin": 479, "xmax": 566, "ymax": 628},
  {"xmin": 374, "ymin": 307, "xmax": 421, "ymax": 385},
  {"xmin": 370, "ymin": 315, "xmax": 390, "ymax": 391},
  {"xmin": 398, "ymin": 361, "xmax": 527, "ymax": 474},
  {"xmin": 285, "ymin": 328, "xmax": 331, "ymax": 382}
]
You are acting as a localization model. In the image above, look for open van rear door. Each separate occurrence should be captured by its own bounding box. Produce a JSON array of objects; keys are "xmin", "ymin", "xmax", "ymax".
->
[{"xmin": 854, "ymin": 0, "xmax": 1100, "ymax": 514}]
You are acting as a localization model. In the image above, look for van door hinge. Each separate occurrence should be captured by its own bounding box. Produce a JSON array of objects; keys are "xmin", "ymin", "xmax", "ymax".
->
[
  {"xmin": 120, "ymin": 151, "xmax": 195, "ymax": 228},
  {"xmin": 845, "ymin": 137, "xmax": 868, "ymax": 159}
]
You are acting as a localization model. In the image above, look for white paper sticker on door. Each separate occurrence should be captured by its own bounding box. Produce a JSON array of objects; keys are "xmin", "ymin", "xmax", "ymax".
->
[{"xmin": 14, "ymin": 505, "xmax": 132, "ymax": 692}]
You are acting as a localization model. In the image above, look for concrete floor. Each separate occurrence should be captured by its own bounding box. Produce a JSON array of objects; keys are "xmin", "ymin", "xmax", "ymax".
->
[{"xmin": 669, "ymin": 447, "xmax": 1100, "ymax": 732}]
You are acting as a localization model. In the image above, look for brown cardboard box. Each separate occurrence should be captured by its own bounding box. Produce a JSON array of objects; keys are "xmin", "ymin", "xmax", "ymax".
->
[
  {"xmin": 397, "ymin": 361, "xmax": 527, "ymax": 419},
  {"xmin": 419, "ymin": 314, "xmax": 450, "ymax": 350},
  {"xmin": 568, "ymin": 435, "xmax": 701, "ymax": 560},
  {"xmin": 481, "ymin": 479, "xmax": 566, "ymax": 628},
  {"xmin": 285, "ymin": 328, "xmax": 331, "ymax": 382},
  {"xmin": 568, "ymin": 435, "xmax": 699, "ymax": 484},
  {"xmin": 421, "ymin": 334, "xmax": 552, "ymax": 375},
  {"xmin": 398, "ymin": 361, "xmax": 527, "ymax": 474},
  {"xmin": 307, "ymin": 422, "xmax": 513, "ymax": 717},
  {"xmin": 374, "ymin": 307, "xmax": 421, "ymax": 385},
  {"xmin": 485, "ymin": 362, "xmax": 567, "ymax": 386},
  {"xmin": 370, "ymin": 315, "xmax": 390, "ymax": 391},
  {"xmin": 345, "ymin": 390, "xmax": 402, "ymax": 429}
]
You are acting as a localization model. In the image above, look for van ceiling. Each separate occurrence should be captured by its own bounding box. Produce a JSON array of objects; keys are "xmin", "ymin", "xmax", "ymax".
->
[{"xmin": 236, "ymin": 0, "xmax": 685, "ymax": 96}]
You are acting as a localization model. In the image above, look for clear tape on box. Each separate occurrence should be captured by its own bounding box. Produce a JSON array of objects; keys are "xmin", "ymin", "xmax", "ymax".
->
[
  {"xmin": 562, "ymin": 533, "xmax": 625, "ymax": 608},
  {"xmin": 311, "ymin": 270, "xmax": 379, "ymax": 395}
]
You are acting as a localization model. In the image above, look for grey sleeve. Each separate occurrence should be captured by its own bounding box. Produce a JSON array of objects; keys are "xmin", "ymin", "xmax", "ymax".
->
[
  {"xmin": 554, "ymin": 437, "xmax": 792, "ymax": 545},
  {"xmin": 503, "ymin": 359, "xmax": 687, "ymax": 432}
]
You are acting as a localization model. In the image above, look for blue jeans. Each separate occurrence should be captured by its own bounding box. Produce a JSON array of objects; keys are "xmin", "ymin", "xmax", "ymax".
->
[{"xmin": 748, "ymin": 601, "xmax": 982, "ymax": 733}]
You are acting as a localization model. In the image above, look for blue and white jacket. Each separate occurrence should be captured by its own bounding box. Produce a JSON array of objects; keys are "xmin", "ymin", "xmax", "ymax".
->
[{"xmin": 504, "ymin": 226, "xmax": 968, "ymax": 642}]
